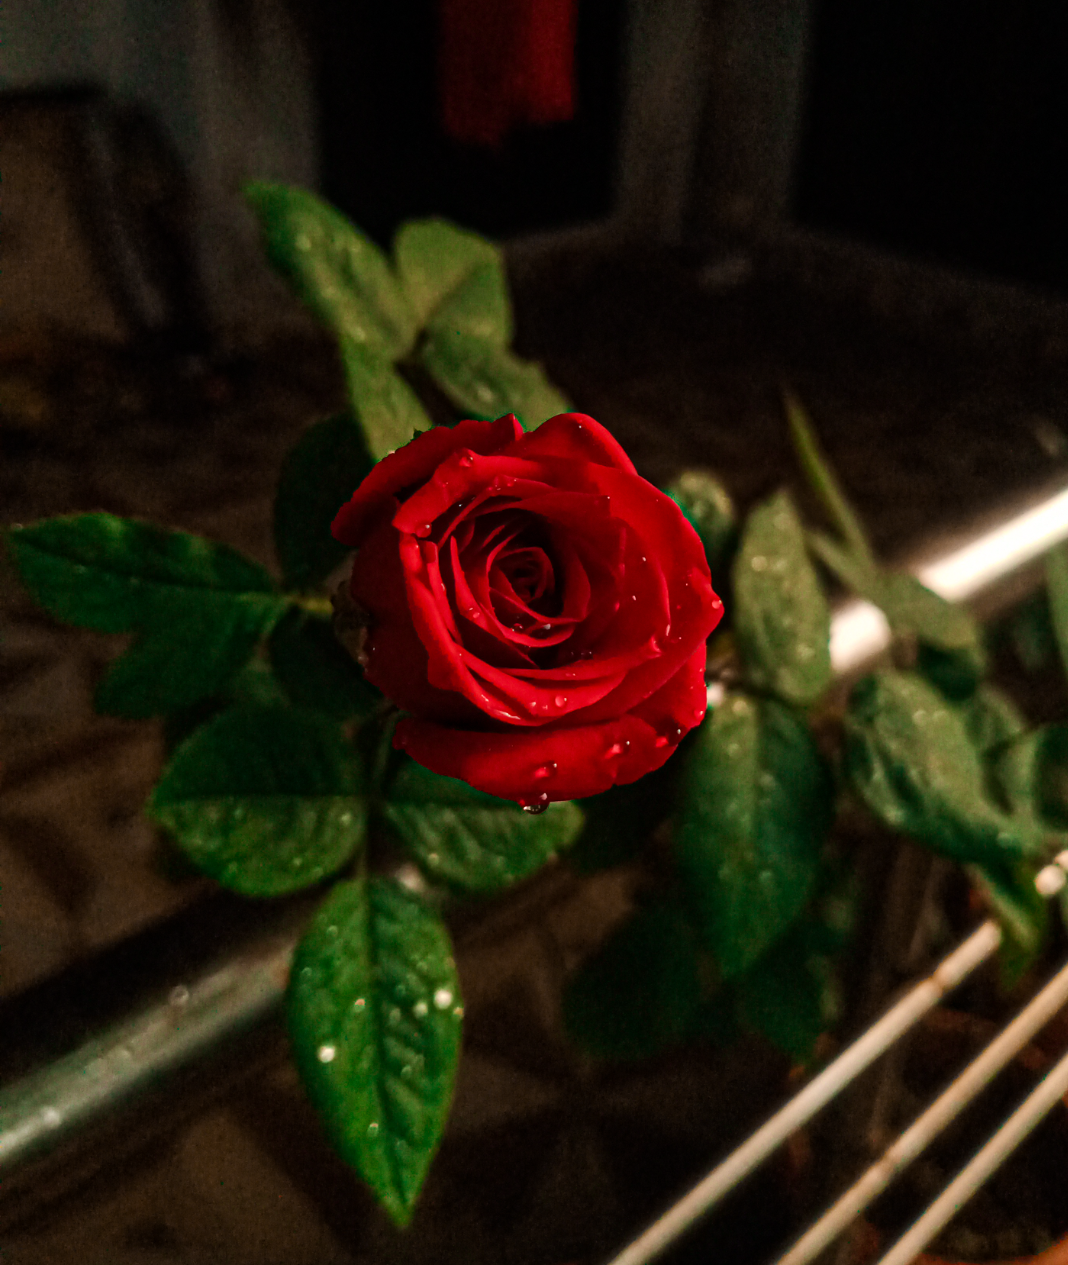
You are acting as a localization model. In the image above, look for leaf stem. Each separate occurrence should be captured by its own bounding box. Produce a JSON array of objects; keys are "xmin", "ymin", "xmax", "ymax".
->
[{"xmin": 290, "ymin": 593, "xmax": 334, "ymax": 617}]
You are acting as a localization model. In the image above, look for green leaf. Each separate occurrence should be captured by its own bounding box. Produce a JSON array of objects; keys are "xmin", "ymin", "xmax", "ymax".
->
[
  {"xmin": 665, "ymin": 470, "xmax": 738, "ymax": 581},
  {"xmin": 844, "ymin": 671, "xmax": 1040, "ymax": 865},
  {"xmin": 732, "ymin": 491, "xmax": 833, "ymax": 706},
  {"xmin": 1006, "ymin": 593, "xmax": 1056, "ymax": 673},
  {"xmin": 148, "ymin": 704, "xmax": 366, "ymax": 896},
  {"xmin": 287, "ymin": 877, "xmax": 462, "ymax": 1225},
  {"xmin": 880, "ymin": 572, "xmax": 984, "ymax": 657},
  {"xmin": 274, "ymin": 414, "xmax": 373, "ymax": 592},
  {"xmin": 675, "ymin": 693, "xmax": 832, "ymax": 978},
  {"xmin": 806, "ymin": 528, "xmax": 878, "ymax": 598},
  {"xmin": 736, "ymin": 923, "xmax": 837, "ymax": 1062},
  {"xmin": 960, "ymin": 685, "xmax": 1028, "ymax": 759},
  {"xmin": 5, "ymin": 515, "xmax": 285, "ymax": 715},
  {"xmin": 393, "ymin": 218, "xmax": 504, "ymax": 332},
  {"xmin": 968, "ymin": 858, "xmax": 1049, "ymax": 988},
  {"xmin": 244, "ymin": 183, "xmax": 416, "ymax": 359},
  {"xmin": 421, "ymin": 329, "xmax": 570, "ymax": 430},
  {"xmin": 784, "ymin": 390, "xmax": 876, "ymax": 571},
  {"xmin": 381, "ymin": 759, "xmax": 583, "ymax": 894},
  {"xmin": 562, "ymin": 899, "xmax": 703, "ymax": 1061},
  {"xmin": 1046, "ymin": 544, "xmax": 1068, "ymax": 687},
  {"xmin": 427, "ymin": 261, "xmax": 513, "ymax": 346},
  {"xmin": 1035, "ymin": 724, "xmax": 1068, "ymax": 829},
  {"xmin": 269, "ymin": 608, "xmax": 380, "ymax": 721},
  {"xmin": 339, "ymin": 339, "xmax": 433, "ymax": 461},
  {"xmin": 96, "ymin": 602, "xmax": 283, "ymax": 718}
]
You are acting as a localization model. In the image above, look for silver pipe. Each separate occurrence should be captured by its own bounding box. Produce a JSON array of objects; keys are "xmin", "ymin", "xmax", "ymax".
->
[{"xmin": 3, "ymin": 480, "xmax": 1068, "ymax": 1195}]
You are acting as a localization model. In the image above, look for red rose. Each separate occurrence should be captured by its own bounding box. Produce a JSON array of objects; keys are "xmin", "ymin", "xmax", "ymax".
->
[{"xmin": 332, "ymin": 413, "xmax": 723, "ymax": 807}]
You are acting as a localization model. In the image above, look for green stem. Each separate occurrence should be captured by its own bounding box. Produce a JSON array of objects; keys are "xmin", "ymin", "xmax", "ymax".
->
[{"xmin": 289, "ymin": 593, "xmax": 334, "ymax": 617}]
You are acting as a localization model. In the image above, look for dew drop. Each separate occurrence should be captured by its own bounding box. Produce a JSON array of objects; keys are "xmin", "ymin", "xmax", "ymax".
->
[
  {"xmin": 605, "ymin": 741, "xmax": 629, "ymax": 759},
  {"xmin": 711, "ymin": 596, "xmax": 723, "ymax": 611},
  {"xmin": 457, "ymin": 450, "xmax": 475, "ymax": 468},
  {"xmin": 413, "ymin": 1000, "xmax": 428, "ymax": 1018},
  {"xmin": 353, "ymin": 997, "xmax": 366, "ymax": 1011},
  {"xmin": 433, "ymin": 988, "xmax": 454, "ymax": 1010},
  {"xmin": 654, "ymin": 736, "xmax": 669, "ymax": 748},
  {"xmin": 533, "ymin": 762, "xmax": 557, "ymax": 780},
  {"xmin": 751, "ymin": 555, "xmax": 768, "ymax": 571},
  {"xmin": 317, "ymin": 1044, "xmax": 336, "ymax": 1063},
  {"xmin": 326, "ymin": 924, "xmax": 339, "ymax": 937},
  {"xmin": 521, "ymin": 798, "xmax": 549, "ymax": 814},
  {"xmin": 169, "ymin": 984, "xmax": 190, "ymax": 1008},
  {"xmin": 367, "ymin": 1121, "xmax": 380, "ymax": 1137},
  {"xmin": 295, "ymin": 233, "xmax": 311, "ymax": 251},
  {"xmin": 413, "ymin": 522, "xmax": 433, "ymax": 538},
  {"xmin": 554, "ymin": 694, "xmax": 567, "ymax": 708}
]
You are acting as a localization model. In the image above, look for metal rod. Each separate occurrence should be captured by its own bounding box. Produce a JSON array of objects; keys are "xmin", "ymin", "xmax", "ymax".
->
[
  {"xmin": 874, "ymin": 1046, "xmax": 1068, "ymax": 1265},
  {"xmin": 774, "ymin": 945, "xmax": 1068, "ymax": 1265},
  {"xmin": 601, "ymin": 921, "xmax": 1003, "ymax": 1265},
  {"xmin": 603, "ymin": 852, "xmax": 1068, "ymax": 1265}
]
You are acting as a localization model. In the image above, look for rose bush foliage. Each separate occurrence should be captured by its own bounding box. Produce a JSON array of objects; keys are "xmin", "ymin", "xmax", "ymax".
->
[{"xmin": 333, "ymin": 412, "xmax": 724, "ymax": 806}]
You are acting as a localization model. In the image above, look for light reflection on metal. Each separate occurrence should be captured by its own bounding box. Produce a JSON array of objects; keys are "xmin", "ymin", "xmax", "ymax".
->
[
  {"xmin": 4, "ymin": 480, "xmax": 1068, "ymax": 1209},
  {"xmin": 830, "ymin": 481, "xmax": 1068, "ymax": 677}
]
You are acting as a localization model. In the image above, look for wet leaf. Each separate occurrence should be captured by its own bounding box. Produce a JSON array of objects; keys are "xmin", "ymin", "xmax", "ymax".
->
[
  {"xmin": 5, "ymin": 514, "xmax": 285, "ymax": 715},
  {"xmin": 381, "ymin": 759, "xmax": 582, "ymax": 894},
  {"xmin": 339, "ymin": 339, "xmax": 433, "ymax": 461},
  {"xmin": 675, "ymin": 693, "xmax": 832, "ymax": 978},
  {"xmin": 393, "ymin": 218, "xmax": 505, "ymax": 333},
  {"xmin": 245, "ymin": 183, "xmax": 416, "ymax": 358},
  {"xmin": 563, "ymin": 899, "xmax": 702, "ymax": 1061},
  {"xmin": 274, "ymin": 414, "xmax": 373, "ymax": 592},
  {"xmin": 288, "ymin": 877, "xmax": 462, "ymax": 1225},
  {"xmin": 733, "ymin": 491, "xmax": 833, "ymax": 706},
  {"xmin": 148, "ymin": 704, "xmax": 366, "ymax": 896},
  {"xmin": 665, "ymin": 469, "xmax": 738, "ymax": 582},
  {"xmin": 421, "ymin": 328, "xmax": 570, "ymax": 430},
  {"xmin": 844, "ymin": 671, "xmax": 1041, "ymax": 865}
]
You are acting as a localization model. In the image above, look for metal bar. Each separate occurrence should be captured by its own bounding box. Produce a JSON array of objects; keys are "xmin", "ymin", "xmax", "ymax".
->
[
  {"xmin": 4, "ymin": 480, "xmax": 1068, "ymax": 1197},
  {"xmin": 602, "ymin": 922, "xmax": 1003, "ymax": 1265},
  {"xmin": 875, "ymin": 1046, "xmax": 1068, "ymax": 1265},
  {"xmin": 604, "ymin": 854, "xmax": 1068, "ymax": 1265},
  {"xmin": 775, "ymin": 932, "xmax": 1068, "ymax": 1265}
]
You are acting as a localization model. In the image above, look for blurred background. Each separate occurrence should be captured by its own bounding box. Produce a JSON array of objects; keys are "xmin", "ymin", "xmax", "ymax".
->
[{"xmin": 4, "ymin": 0, "xmax": 1068, "ymax": 347}]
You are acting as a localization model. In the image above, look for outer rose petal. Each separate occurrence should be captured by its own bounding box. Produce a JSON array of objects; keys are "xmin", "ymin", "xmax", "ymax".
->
[
  {"xmin": 502, "ymin": 413, "xmax": 637, "ymax": 474},
  {"xmin": 333, "ymin": 414, "xmax": 523, "ymax": 547},
  {"xmin": 394, "ymin": 646, "xmax": 709, "ymax": 804}
]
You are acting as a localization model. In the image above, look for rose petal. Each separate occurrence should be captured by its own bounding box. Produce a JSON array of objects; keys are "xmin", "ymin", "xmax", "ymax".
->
[
  {"xmin": 395, "ymin": 711, "xmax": 670, "ymax": 804},
  {"xmin": 333, "ymin": 414, "xmax": 523, "ymax": 547},
  {"xmin": 349, "ymin": 511, "xmax": 482, "ymax": 723},
  {"xmin": 503, "ymin": 413, "xmax": 637, "ymax": 474}
]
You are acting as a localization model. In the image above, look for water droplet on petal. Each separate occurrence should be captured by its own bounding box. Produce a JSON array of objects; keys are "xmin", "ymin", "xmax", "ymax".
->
[
  {"xmin": 533, "ymin": 762, "xmax": 557, "ymax": 779},
  {"xmin": 413, "ymin": 522, "xmax": 433, "ymax": 538},
  {"xmin": 605, "ymin": 740, "xmax": 630, "ymax": 758},
  {"xmin": 317, "ymin": 1044, "xmax": 336, "ymax": 1063},
  {"xmin": 457, "ymin": 450, "xmax": 475, "ymax": 468},
  {"xmin": 434, "ymin": 988, "xmax": 454, "ymax": 1009},
  {"xmin": 521, "ymin": 794, "xmax": 550, "ymax": 813},
  {"xmin": 554, "ymin": 694, "xmax": 567, "ymax": 708},
  {"xmin": 654, "ymin": 736, "xmax": 669, "ymax": 748}
]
